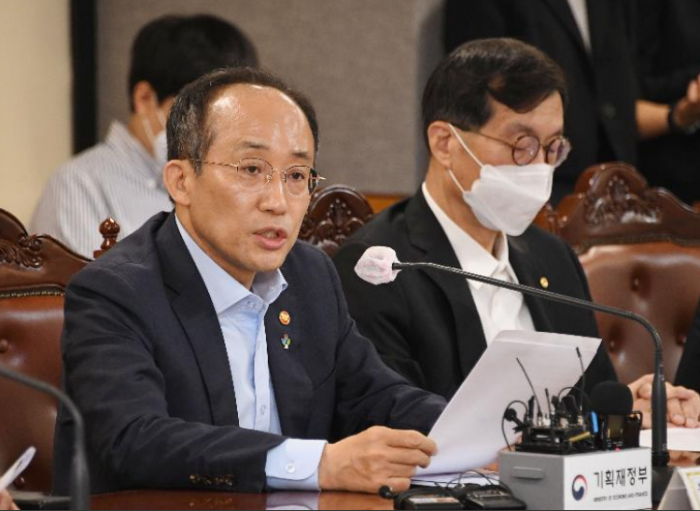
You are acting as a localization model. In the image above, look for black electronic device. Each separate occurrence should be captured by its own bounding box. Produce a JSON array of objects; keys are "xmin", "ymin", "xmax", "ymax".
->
[
  {"xmin": 381, "ymin": 483, "xmax": 527, "ymax": 510},
  {"xmin": 453, "ymin": 484, "xmax": 527, "ymax": 510},
  {"xmin": 10, "ymin": 491, "xmax": 71, "ymax": 510},
  {"xmin": 591, "ymin": 381, "xmax": 643, "ymax": 450},
  {"xmin": 381, "ymin": 486, "xmax": 463, "ymax": 510}
]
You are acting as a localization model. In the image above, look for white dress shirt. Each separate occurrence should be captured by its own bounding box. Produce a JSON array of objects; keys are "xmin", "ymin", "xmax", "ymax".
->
[
  {"xmin": 30, "ymin": 121, "xmax": 172, "ymax": 257},
  {"xmin": 567, "ymin": 0, "xmax": 592, "ymax": 53},
  {"xmin": 422, "ymin": 184, "xmax": 536, "ymax": 345},
  {"xmin": 177, "ymin": 217, "xmax": 326, "ymax": 491}
]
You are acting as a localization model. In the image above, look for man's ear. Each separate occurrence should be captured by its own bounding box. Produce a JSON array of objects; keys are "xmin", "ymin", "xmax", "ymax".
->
[
  {"xmin": 163, "ymin": 160, "xmax": 194, "ymax": 207},
  {"xmin": 132, "ymin": 81, "xmax": 159, "ymax": 116},
  {"xmin": 427, "ymin": 121, "xmax": 454, "ymax": 170}
]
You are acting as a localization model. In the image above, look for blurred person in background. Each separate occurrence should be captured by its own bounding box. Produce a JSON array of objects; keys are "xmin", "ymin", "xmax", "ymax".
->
[
  {"xmin": 445, "ymin": 0, "xmax": 638, "ymax": 204},
  {"xmin": 31, "ymin": 14, "xmax": 258, "ymax": 257},
  {"xmin": 445, "ymin": 0, "xmax": 700, "ymax": 204},
  {"xmin": 635, "ymin": 0, "xmax": 700, "ymax": 204}
]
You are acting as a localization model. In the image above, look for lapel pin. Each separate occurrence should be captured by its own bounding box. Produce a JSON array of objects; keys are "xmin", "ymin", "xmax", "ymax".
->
[
  {"xmin": 279, "ymin": 311, "xmax": 291, "ymax": 326},
  {"xmin": 540, "ymin": 277, "xmax": 550, "ymax": 289},
  {"xmin": 280, "ymin": 334, "xmax": 292, "ymax": 350}
]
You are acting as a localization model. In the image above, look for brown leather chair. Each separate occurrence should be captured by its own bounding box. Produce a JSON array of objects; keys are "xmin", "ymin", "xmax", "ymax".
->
[
  {"xmin": 299, "ymin": 185, "xmax": 374, "ymax": 257},
  {"xmin": 549, "ymin": 163, "xmax": 700, "ymax": 385},
  {"xmin": 0, "ymin": 210, "xmax": 111, "ymax": 492}
]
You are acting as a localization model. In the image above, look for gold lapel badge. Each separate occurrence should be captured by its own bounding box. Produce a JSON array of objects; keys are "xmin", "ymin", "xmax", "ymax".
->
[
  {"xmin": 279, "ymin": 311, "xmax": 291, "ymax": 326},
  {"xmin": 280, "ymin": 334, "xmax": 292, "ymax": 350},
  {"xmin": 540, "ymin": 277, "xmax": 550, "ymax": 289}
]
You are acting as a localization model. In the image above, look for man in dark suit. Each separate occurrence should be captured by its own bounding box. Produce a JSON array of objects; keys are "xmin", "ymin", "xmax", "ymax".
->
[
  {"xmin": 53, "ymin": 67, "xmax": 445, "ymax": 495},
  {"xmin": 444, "ymin": 0, "xmax": 639, "ymax": 203},
  {"xmin": 334, "ymin": 39, "xmax": 700, "ymax": 430}
]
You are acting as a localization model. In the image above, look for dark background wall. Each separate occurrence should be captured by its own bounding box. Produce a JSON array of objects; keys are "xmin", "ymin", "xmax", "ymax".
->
[{"xmin": 95, "ymin": 0, "xmax": 445, "ymax": 196}]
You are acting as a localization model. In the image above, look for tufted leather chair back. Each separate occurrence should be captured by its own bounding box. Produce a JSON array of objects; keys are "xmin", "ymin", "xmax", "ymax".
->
[
  {"xmin": 552, "ymin": 164, "xmax": 700, "ymax": 384},
  {"xmin": 299, "ymin": 185, "xmax": 374, "ymax": 257},
  {"xmin": 0, "ymin": 208, "xmax": 90, "ymax": 492}
]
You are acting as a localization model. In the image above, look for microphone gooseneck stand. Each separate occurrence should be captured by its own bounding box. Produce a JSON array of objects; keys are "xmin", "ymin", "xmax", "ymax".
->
[{"xmin": 393, "ymin": 261, "xmax": 672, "ymax": 503}]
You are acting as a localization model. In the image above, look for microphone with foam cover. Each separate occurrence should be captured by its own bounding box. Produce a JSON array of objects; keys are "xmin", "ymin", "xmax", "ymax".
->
[
  {"xmin": 591, "ymin": 381, "xmax": 634, "ymax": 416},
  {"xmin": 354, "ymin": 246, "xmax": 401, "ymax": 285}
]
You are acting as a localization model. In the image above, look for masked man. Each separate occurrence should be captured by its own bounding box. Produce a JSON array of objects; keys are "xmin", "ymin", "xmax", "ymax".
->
[{"xmin": 333, "ymin": 38, "xmax": 700, "ymax": 429}]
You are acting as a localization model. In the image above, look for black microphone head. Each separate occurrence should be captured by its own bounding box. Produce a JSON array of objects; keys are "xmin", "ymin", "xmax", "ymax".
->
[
  {"xmin": 379, "ymin": 485, "xmax": 395, "ymax": 499},
  {"xmin": 563, "ymin": 395, "xmax": 579, "ymax": 417},
  {"xmin": 591, "ymin": 381, "xmax": 633, "ymax": 415}
]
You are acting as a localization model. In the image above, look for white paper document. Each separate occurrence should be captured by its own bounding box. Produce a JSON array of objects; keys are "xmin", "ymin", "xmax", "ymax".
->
[
  {"xmin": 659, "ymin": 467, "xmax": 700, "ymax": 510},
  {"xmin": 641, "ymin": 428, "xmax": 700, "ymax": 453},
  {"xmin": 0, "ymin": 447, "xmax": 36, "ymax": 493},
  {"xmin": 415, "ymin": 330, "xmax": 602, "ymax": 478}
]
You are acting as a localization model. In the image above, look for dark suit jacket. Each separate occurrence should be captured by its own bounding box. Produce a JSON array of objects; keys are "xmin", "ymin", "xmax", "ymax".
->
[
  {"xmin": 636, "ymin": 0, "xmax": 700, "ymax": 203},
  {"xmin": 333, "ymin": 191, "xmax": 617, "ymax": 401},
  {"xmin": 676, "ymin": 299, "xmax": 700, "ymax": 394},
  {"xmin": 53, "ymin": 213, "xmax": 445, "ymax": 495},
  {"xmin": 444, "ymin": 0, "xmax": 638, "ymax": 202}
]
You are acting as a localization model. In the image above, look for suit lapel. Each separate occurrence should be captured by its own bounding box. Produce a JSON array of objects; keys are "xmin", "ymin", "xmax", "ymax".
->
[
  {"xmin": 508, "ymin": 235, "xmax": 555, "ymax": 334},
  {"xmin": 541, "ymin": 0, "xmax": 592, "ymax": 63},
  {"xmin": 157, "ymin": 214, "xmax": 239, "ymax": 427},
  {"xmin": 265, "ymin": 283, "xmax": 313, "ymax": 438},
  {"xmin": 406, "ymin": 193, "xmax": 488, "ymax": 380},
  {"xmin": 585, "ymin": 0, "xmax": 612, "ymax": 65}
]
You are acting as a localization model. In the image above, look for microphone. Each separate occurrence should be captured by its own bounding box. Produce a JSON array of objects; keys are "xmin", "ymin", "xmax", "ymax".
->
[
  {"xmin": 0, "ymin": 365, "xmax": 90, "ymax": 510},
  {"xmin": 591, "ymin": 381, "xmax": 634, "ymax": 416},
  {"xmin": 591, "ymin": 381, "xmax": 641, "ymax": 451},
  {"xmin": 355, "ymin": 246, "xmax": 671, "ymax": 500}
]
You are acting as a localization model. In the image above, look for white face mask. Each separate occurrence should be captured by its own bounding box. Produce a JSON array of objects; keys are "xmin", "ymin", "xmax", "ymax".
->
[
  {"xmin": 141, "ymin": 109, "xmax": 168, "ymax": 169},
  {"xmin": 447, "ymin": 124, "xmax": 555, "ymax": 237}
]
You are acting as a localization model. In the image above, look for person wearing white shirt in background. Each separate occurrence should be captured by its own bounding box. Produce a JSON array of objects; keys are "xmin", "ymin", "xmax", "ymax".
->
[{"xmin": 31, "ymin": 14, "xmax": 258, "ymax": 257}]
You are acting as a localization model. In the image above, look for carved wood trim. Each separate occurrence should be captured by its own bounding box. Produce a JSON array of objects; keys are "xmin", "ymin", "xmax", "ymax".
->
[
  {"xmin": 0, "ymin": 208, "xmax": 91, "ymax": 292},
  {"xmin": 553, "ymin": 163, "xmax": 700, "ymax": 253},
  {"xmin": 0, "ymin": 235, "xmax": 44, "ymax": 269},
  {"xmin": 299, "ymin": 185, "xmax": 374, "ymax": 256},
  {"xmin": 94, "ymin": 218, "xmax": 121, "ymax": 259}
]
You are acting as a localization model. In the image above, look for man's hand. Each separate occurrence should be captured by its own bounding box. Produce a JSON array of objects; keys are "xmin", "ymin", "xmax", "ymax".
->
[
  {"xmin": 0, "ymin": 490, "xmax": 18, "ymax": 511},
  {"xmin": 318, "ymin": 426, "xmax": 437, "ymax": 494},
  {"xmin": 628, "ymin": 374, "xmax": 700, "ymax": 429},
  {"xmin": 673, "ymin": 74, "xmax": 700, "ymax": 129}
]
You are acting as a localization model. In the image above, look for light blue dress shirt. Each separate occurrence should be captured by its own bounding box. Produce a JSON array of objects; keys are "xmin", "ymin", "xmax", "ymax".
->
[{"xmin": 176, "ymin": 217, "xmax": 327, "ymax": 490}]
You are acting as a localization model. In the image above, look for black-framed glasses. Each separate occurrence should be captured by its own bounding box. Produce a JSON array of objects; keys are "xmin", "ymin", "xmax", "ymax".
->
[
  {"xmin": 470, "ymin": 131, "xmax": 572, "ymax": 168},
  {"xmin": 193, "ymin": 157, "xmax": 326, "ymax": 197}
]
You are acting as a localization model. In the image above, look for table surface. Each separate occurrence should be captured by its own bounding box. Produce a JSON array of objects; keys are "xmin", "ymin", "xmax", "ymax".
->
[
  {"xmin": 91, "ymin": 490, "xmax": 392, "ymax": 510},
  {"xmin": 90, "ymin": 452, "xmax": 700, "ymax": 511}
]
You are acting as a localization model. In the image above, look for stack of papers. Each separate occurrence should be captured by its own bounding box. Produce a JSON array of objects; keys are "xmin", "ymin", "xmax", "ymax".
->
[
  {"xmin": 413, "ymin": 330, "xmax": 602, "ymax": 482},
  {"xmin": 641, "ymin": 428, "xmax": 700, "ymax": 452}
]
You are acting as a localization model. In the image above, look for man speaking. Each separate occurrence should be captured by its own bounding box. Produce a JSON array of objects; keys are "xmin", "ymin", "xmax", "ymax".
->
[{"xmin": 53, "ymin": 68, "xmax": 445, "ymax": 495}]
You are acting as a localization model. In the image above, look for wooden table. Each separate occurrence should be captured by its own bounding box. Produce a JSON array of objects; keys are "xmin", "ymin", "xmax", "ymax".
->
[
  {"xmin": 90, "ymin": 452, "xmax": 700, "ymax": 510},
  {"xmin": 92, "ymin": 490, "xmax": 391, "ymax": 510}
]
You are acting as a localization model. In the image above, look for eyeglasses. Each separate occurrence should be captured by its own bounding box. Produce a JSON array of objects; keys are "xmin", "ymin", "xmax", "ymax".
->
[
  {"xmin": 470, "ymin": 131, "xmax": 572, "ymax": 168},
  {"xmin": 193, "ymin": 157, "xmax": 326, "ymax": 197}
]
